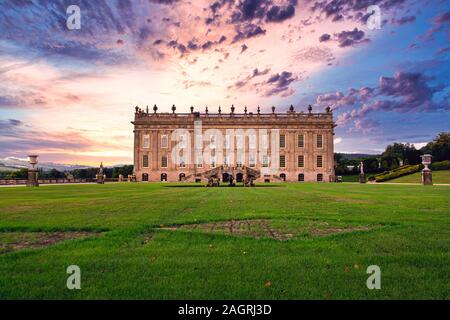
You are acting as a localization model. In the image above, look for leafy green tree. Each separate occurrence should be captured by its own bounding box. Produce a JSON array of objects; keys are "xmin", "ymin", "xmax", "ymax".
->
[
  {"xmin": 7, "ymin": 168, "xmax": 28, "ymax": 179},
  {"xmin": 421, "ymin": 132, "xmax": 450, "ymax": 162}
]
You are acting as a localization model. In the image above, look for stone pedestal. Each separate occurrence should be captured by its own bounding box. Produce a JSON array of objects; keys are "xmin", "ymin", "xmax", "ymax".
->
[
  {"xmin": 27, "ymin": 169, "xmax": 39, "ymax": 187},
  {"xmin": 359, "ymin": 173, "xmax": 366, "ymax": 184},
  {"xmin": 96, "ymin": 174, "xmax": 105, "ymax": 184},
  {"xmin": 422, "ymin": 169, "xmax": 433, "ymax": 185}
]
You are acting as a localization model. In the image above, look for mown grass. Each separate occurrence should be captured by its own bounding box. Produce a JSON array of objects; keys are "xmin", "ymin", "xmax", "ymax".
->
[
  {"xmin": 389, "ymin": 170, "xmax": 450, "ymax": 184},
  {"xmin": 0, "ymin": 182, "xmax": 449, "ymax": 299}
]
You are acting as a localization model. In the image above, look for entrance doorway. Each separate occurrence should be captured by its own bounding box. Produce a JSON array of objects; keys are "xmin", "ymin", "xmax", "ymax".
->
[
  {"xmin": 179, "ymin": 173, "xmax": 185, "ymax": 181},
  {"xmin": 236, "ymin": 173, "xmax": 243, "ymax": 182},
  {"xmin": 161, "ymin": 173, "xmax": 168, "ymax": 181},
  {"xmin": 142, "ymin": 173, "xmax": 148, "ymax": 182},
  {"xmin": 222, "ymin": 173, "xmax": 230, "ymax": 182},
  {"xmin": 280, "ymin": 173, "xmax": 286, "ymax": 181}
]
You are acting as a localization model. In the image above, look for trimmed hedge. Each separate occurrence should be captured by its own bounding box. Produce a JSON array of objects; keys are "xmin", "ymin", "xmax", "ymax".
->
[
  {"xmin": 430, "ymin": 160, "xmax": 450, "ymax": 171},
  {"xmin": 373, "ymin": 164, "xmax": 422, "ymax": 182}
]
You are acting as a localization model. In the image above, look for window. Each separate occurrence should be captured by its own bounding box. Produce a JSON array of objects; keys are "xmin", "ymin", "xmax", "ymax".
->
[
  {"xmin": 317, "ymin": 173, "xmax": 323, "ymax": 182},
  {"xmin": 179, "ymin": 134, "xmax": 187, "ymax": 148},
  {"xmin": 196, "ymin": 155, "xmax": 203, "ymax": 168},
  {"xmin": 224, "ymin": 155, "xmax": 229, "ymax": 166},
  {"xmin": 210, "ymin": 135, "xmax": 216, "ymax": 149},
  {"xmin": 249, "ymin": 153, "xmax": 256, "ymax": 167},
  {"xmin": 280, "ymin": 134, "xmax": 286, "ymax": 148},
  {"xmin": 225, "ymin": 134, "xmax": 230, "ymax": 149},
  {"xmin": 261, "ymin": 134, "xmax": 268, "ymax": 149},
  {"xmin": 236, "ymin": 154, "xmax": 243, "ymax": 167},
  {"xmin": 317, "ymin": 134, "xmax": 323, "ymax": 148},
  {"xmin": 249, "ymin": 135, "xmax": 256, "ymax": 149},
  {"xmin": 211, "ymin": 156, "xmax": 216, "ymax": 168},
  {"xmin": 298, "ymin": 173, "xmax": 304, "ymax": 182},
  {"xmin": 142, "ymin": 134, "xmax": 150, "ymax": 148},
  {"xmin": 317, "ymin": 155, "xmax": 323, "ymax": 168},
  {"xmin": 236, "ymin": 135, "xmax": 243, "ymax": 149},
  {"xmin": 298, "ymin": 155, "xmax": 304, "ymax": 168},
  {"xmin": 179, "ymin": 155, "xmax": 186, "ymax": 168},
  {"xmin": 298, "ymin": 134, "xmax": 304, "ymax": 148},
  {"xmin": 195, "ymin": 135, "xmax": 202, "ymax": 149},
  {"xmin": 280, "ymin": 155, "xmax": 286, "ymax": 168},
  {"xmin": 262, "ymin": 155, "xmax": 269, "ymax": 167},
  {"xmin": 161, "ymin": 156, "xmax": 168, "ymax": 168},
  {"xmin": 142, "ymin": 155, "xmax": 149, "ymax": 168},
  {"xmin": 161, "ymin": 135, "xmax": 168, "ymax": 148}
]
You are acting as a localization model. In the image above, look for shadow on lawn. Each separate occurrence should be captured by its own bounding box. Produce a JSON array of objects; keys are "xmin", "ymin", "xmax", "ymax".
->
[{"xmin": 163, "ymin": 184, "xmax": 285, "ymax": 188}]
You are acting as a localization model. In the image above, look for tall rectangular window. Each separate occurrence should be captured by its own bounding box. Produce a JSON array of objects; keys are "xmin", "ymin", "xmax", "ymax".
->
[
  {"xmin": 298, "ymin": 134, "xmax": 304, "ymax": 148},
  {"xmin": 298, "ymin": 155, "xmax": 304, "ymax": 168},
  {"xmin": 280, "ymin": 155, "xmax": 286, "ymax": 168},
  {"xmin": 225, "ymin": 134, "xmax": 230, "ymax": 149},
  {"xmin": 236, "ymin": 153, "xmax": 243, "ymax": 167},
  {"xmin": 161, "ymin": 156, "xmax": 168, "ymax": 168},
  {"xmin": 236, "ymin": 135, "xmax": 243, "ymax": 149},
  {"xmin": 161, "ymin": 135, "xmax": 168, "ymax": 148},
  {"xmin": 249, "ymin": 135, "xmax": 256, "ymax": 149},
  {"xmin": 142, "ymin": 155, "xmax": 149, "ymax": 168},
  {"xmin": 142, "ymin": 134, "xmax": 150, "ymax": 148},
  {"xmin": 317, "ymin": 155, "xmax": 323, "ymax": 168},
  {"xmin": 179, "ymin": 155, "xmax": 186, "ymax": 168},
  {"xmin": 196, "ymin": 155, "xmax": 203, "ymax": 168},
  {"xmin": 262, "ymin": 155, "xmax": 269, "ymax": 167},
  {"xmin": 210, "ymin": 135, "xmax": 216, "ymax": 149},
  {"xmin": 317, "ymin": 134, "xmax": 323, "ymax": 148},
  {"xmin": 195, "ymin": 135, "xmax": 202, "ymax": 149},
  {"xmin": 261, "ymin": 134, "xmax": 268, "ymax": 149},
  {"xmin": 280, "ymin": 134, "xmax": 286, "ymax": 148},
  {"xmin": 249, "ymin": 153, "xmax": 256, "ymax": 167},
  {"xmin": 179, "ymin": 134, "xmax": 186, "ymax": 149}
]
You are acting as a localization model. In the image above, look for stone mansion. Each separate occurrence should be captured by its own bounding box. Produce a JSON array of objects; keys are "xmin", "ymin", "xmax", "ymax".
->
[{"xmin": 132, "ymin": 104, "xmax": 336, "ymax": 183}]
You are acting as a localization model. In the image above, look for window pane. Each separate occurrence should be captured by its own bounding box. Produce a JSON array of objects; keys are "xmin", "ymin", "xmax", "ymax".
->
[
  {"xmin": 298, "ymin": 155, "xmax": 304, "ymax": 168},
  {"xmin": 280, "ymin": 134, "xmax": 286, "ymax": 148},
  {"xmin": 317, "ymin": 155, "xmax": 323, "ymax": 168},
  {"xmin": 280, "ymin": 155, "xmax": 286, "ymax": 168},
  {"xmin": 143, "ymin": 134, "xmax": 150, "ymax": 148},
  {"xmin": 161, "ymin": 156, "xmax": 168, "ymax": 167},
  {"xmin": 317, "ymin": 134, "xmax": 323, "ymax": 148},
  {"xmin": 161, "ymin": 135, "xmax": 168, "ymax": 148},
  {"xmin": 142, "ymin": 155, "xmax": 149, "ymax": 168},
  {"xmin": 298, "ymin": 134, "xmax": 304, "ymax": 148}
]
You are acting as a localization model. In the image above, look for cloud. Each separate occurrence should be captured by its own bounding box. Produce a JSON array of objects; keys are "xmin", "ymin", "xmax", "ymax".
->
[
  {"xmin": 263, "ymin": 71, "xmax": 298, "ymax": 96},
  {"xmin": 319, "ymin": 33, "xmax": 331, "ymax": 42},
  {"xmin": 333, "ymin": 71, "xmax": 449, "ymax": 131},
  {"xmin": 334, "ymin": 28, "xmax": 369, "ymax": 47},
  {"xmin": 232, "ymin": 23, "xmax": 267, "ymax": 42},
  {"xmin": 391, "ymin": 15, "xmax": 416, "ymax": 25}
]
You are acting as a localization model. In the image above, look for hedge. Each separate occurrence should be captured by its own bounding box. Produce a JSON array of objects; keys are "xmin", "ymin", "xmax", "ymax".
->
[
  {"xmin": 430, "ymin": 160, "xmax": 450, "ymax": 171},
  {"xmin": 373, "ymin": 164, "xmax": 422, "ymax": 182}
]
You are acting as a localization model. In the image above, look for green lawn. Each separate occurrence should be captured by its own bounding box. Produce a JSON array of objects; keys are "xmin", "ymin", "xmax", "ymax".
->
[
  {"xmin": 389, "ymin": 170, "xmax": 450, "ymax": 184},
  {"xmin": 0, "ymin": 183, "xmax": 449, "ymax": 299}
]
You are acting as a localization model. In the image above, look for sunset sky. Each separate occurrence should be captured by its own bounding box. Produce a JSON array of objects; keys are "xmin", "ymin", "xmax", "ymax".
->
[{"xmin": 0, "ymin": 0, "xmax": 449, "ymax": 165}]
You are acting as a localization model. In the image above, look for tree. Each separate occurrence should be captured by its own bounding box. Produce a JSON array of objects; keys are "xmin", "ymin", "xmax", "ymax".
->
[
  {"xmin": 7, "ymin": 168, "xmax": 28, "ymax": 179},
  {"xmin": 382, "ymin": 142, "xmax": 421, "ymax": 166},
  {"xmin": 422, "ymin": 132, "xmax": 450, "ymax": 162}
]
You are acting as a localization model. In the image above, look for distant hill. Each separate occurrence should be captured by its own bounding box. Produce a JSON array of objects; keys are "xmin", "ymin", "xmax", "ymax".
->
[
  {"xmin": 0, "ymin": 158, "xmax": 93, "ymax": 172},
  {"xmin": 338, "ymin": 153, "xmax": 380, "ymax": 160}
]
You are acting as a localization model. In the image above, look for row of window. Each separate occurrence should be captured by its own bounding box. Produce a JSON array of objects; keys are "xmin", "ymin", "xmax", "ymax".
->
[
  {"xmin": 142, "ymin": 172, "xmax": 325, "ymax": 182},
  {"xmin": 142, "ymin": 134, "xmax": 324, "ymax": 149},
  {"xmin": 142, "ymin": 154, "xmax": 323, "ymax": 168}
]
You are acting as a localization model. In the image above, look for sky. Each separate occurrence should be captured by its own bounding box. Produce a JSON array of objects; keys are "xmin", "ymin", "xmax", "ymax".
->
[{"xmin": 0, "ymin": 0, "xmax": 449, "ymax": 165}]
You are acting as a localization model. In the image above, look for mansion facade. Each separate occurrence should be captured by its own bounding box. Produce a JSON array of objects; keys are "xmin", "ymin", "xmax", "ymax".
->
[{"xmin": 132, "ymin": 105, "xmax": 336, "ymax": 183}]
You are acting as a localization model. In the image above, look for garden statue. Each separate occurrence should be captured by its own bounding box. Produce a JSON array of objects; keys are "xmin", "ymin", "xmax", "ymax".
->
[{"xmin": 359, "ymin": 161, "xmax": 366, "ymax": 184}]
